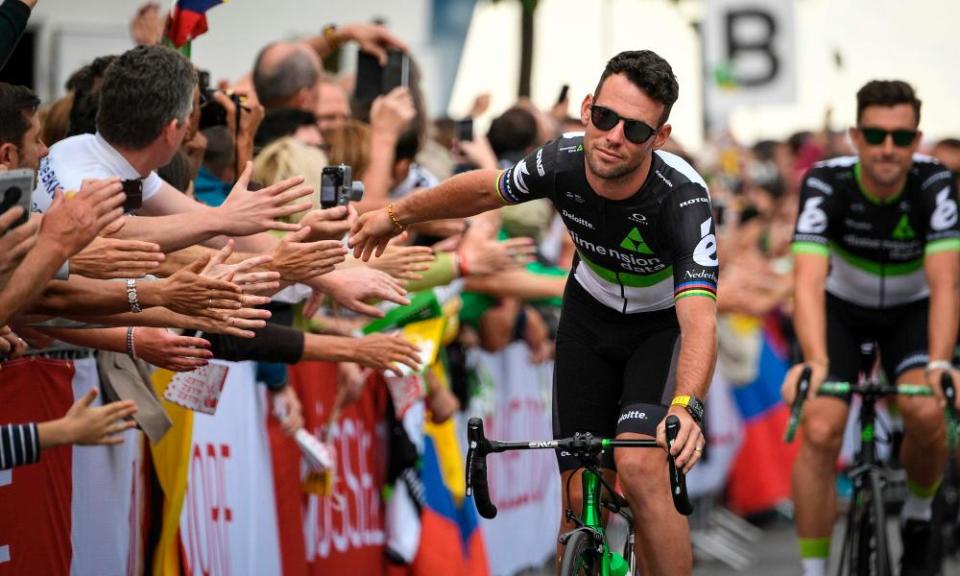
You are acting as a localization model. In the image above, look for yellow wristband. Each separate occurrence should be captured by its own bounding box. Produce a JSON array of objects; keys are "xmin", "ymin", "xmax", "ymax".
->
[{"xmin": 671, "ymin": 395, "xmax": 691, "ymax": 408}]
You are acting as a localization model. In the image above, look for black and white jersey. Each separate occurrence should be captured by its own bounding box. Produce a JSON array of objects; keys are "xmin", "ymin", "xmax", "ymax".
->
[{"xmin": 498, "ymin": 133, "xmax": 717, "ymax": 314}]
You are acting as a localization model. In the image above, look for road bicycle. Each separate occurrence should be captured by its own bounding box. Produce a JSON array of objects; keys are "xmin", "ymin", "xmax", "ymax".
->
[
  {"xmin": 466, "ymin": 415, "xmax": 692, "ymax": 576},
  {"xmin": 785, "ymin": 346, "xmax": 957, "ymax": 576}
]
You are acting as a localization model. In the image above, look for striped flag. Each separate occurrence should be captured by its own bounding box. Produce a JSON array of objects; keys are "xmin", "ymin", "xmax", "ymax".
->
[{"xmin": 166, "ymin": 0, "xmax": 227, "ymax": 48}]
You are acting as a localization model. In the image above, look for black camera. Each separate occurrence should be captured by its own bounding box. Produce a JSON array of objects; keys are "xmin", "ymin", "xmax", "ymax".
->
[
  {"xmin": 320, "ymin": 165, "xmax": 364, "ymax": 209},
  {"xmin": 198, "ymin": 70, "xmax": 242, "ymax": 130}
]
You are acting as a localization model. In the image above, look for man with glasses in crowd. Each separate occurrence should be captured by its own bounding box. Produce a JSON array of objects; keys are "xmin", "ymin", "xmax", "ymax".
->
[
  {"xmin": 783, "ymin": 80, "xmax": 960, "ymax": 576},
  {"xmin": 350, "ymin": 50, "xmax": 717, "ymax": 575}
]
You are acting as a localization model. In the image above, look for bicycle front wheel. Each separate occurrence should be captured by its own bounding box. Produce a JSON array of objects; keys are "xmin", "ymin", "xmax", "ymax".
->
[
  {"xmin": 850, "ymin": 471, "xmax": 892, "ymax": 576},
  {"xmin": 560, "ymin": 530, "xmax": 601, "ymax": 576}
]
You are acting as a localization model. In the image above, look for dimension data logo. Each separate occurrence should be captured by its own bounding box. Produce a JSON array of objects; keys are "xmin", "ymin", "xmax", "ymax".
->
[{"xmin": 620, "ymin": 227, "xmax": 653, "ymax": 254}]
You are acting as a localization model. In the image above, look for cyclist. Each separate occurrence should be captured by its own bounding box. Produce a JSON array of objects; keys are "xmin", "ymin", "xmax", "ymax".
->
[
  {"xmin": 350, "ymin": 50, "xmax": 716, "ymax": 574},
  {"xmin": 783, "ymin": 80, "xmax": 960, "ymax": 576}
]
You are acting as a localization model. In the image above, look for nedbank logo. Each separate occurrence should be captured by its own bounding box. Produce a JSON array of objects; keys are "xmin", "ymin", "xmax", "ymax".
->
[{"xmin": 620, "ymin": 227, "xmax": 653, "ymax": 254}]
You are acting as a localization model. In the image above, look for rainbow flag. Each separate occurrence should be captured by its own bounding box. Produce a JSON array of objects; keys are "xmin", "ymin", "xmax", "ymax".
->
[{"xmin": 166, "ymin": 0, "xmax": 226, "ymax": 47}]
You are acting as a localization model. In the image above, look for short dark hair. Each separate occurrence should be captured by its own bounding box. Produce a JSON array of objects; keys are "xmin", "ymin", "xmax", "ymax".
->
[
  {"xmin": 254, "ymin": 107, "xmax": 317, "ymax": 150},
  {"xmin": 0, "ymin": 83, "xmax": 40, "ymax": 148},
  {"xmin": 856, "ymin": 80, "xmax": 921, "ymax": 125},
  {"xmin": 487, "ymin": 106, "xmax": 539, "ymax": 158},
  {"xmin": 595, "ymin": 50, "xmax": 679, "ymax": 126},
  {"xmin": 934, "ymin": 138, "xmax": 960, "ymax": 150},
  {"xmin": 67, "ymin": 55, "xmax": 118, "ymax": 137},
  {"xmin": 97, "ymin": 46, "xmax": 197, "ymax": 150},
  {"xmin": 252, "ymin": 44, "xmax": 319, "ymax": 109}
]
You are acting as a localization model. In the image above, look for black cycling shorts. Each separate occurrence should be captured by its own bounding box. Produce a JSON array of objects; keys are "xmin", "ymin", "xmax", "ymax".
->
[
  {"xmin": 553, "ymin": 278, "xmax": 680, "ymax": 471},
  {"xmin": 826, "ymin": 293, "xmax": 929, "ymax": 393}
]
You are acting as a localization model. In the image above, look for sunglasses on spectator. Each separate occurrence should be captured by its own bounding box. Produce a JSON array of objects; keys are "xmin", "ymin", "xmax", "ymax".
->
[
  {"xmin": 858, "ymin": 127, "xmax": 918, "ymax": 147},
  {"xmin": 590, "ymin": 105, "xmax": 658, "ymax": 144}
]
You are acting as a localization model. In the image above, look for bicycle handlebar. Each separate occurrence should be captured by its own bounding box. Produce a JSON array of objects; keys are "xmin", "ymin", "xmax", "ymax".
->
[
  {"xmin": 466, "ymin": 418, "xmax": 498, "ymax": 519},
  {"xmin": 465, "ymin": 416, "xmax": 693, "ymax": 519},
  {"xmin": 784, "ymin": 369, "xmax": 958, "ymax": 446},
  {"xmin": 664, "ymin": 415, "xmax": 694, "ymax": 516}
]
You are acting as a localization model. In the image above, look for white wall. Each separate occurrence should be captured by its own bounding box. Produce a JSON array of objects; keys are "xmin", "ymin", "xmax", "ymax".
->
[{"xmin": 25, "ymin": 0, "xmax": 432, "ymax": 100}]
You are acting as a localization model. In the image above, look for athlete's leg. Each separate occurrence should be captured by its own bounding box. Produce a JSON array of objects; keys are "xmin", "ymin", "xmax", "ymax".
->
[
  {"xmin": 551, "ymin": 289, "xmax": 623, "ymax": 569},
  {"xmin": 896, "ymin": 367, "xmax": 947, "ymax": 510},
  {"xmin": 793, "ymin": 297, "xmax": 860, "ymax": 576},
  {"xmin": 882, "ymin": 301, "xmax": 946, "ymax": 509},
  {"xmin": 615, "ymin": 432, "xmax": 690, "ymax": 575},
  {"xmin": 616, "ymin": 324, "xmax": 688, "ymax": 574},
  {"xmin": 793, "ymin": 397, "xmax": 850, "ymax": 554}
]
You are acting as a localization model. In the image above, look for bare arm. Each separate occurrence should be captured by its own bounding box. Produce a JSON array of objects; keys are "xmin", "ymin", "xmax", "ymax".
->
[
  {"xmin": 924, "ymin": 250, "xmax": 960, "ymax": 396},
  {"xmin": 464, "ymin": 269, "xmax": 565, "ymax": 301},
  {"xmin": 673, "ymin": 295, "xmax": 718, "ymax": 400},
  {"xmin": 349, "ymin": 169, "xmax": 506, "ymax": 260},
  {"xmin": 792, "ymin": 253, "xmax": 830, "ymax": 367}
]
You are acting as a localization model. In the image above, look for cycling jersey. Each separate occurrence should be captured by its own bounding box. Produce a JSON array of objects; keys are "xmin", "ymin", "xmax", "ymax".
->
[
  {"xmin": 497, "ymin": 133, "xmax": 718, "ymax": 314},
  {"xmin": 792, "ymin": 155, "xmax": 960, "ymax": 308}
]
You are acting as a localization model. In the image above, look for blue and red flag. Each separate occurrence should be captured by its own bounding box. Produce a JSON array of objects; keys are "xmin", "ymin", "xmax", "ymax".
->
[
  {"xmin": 726, "ymin": 314, "xmax": 800, "ymax": 516},
  {"xmin": 166, "ymin": 0, "xmax": 226, "ymax": 47}
]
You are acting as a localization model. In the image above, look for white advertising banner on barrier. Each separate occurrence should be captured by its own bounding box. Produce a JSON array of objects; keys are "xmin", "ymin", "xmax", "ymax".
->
[
  {"xmin": 180, "ymin": 360, "xmax": 281, "ymax": 576},
  {"xmin": 472, "ymin": 343, "xmax": 561, "ymax": 576}
]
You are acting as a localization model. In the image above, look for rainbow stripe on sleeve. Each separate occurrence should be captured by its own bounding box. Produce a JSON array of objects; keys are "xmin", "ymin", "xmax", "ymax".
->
[{"xmin": 674, "ymin": 280, "xmax": 717, "ymax": 301}]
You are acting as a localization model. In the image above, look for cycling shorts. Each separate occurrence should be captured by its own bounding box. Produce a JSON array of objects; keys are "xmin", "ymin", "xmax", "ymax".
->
[
  {"xmin": 553, "ymin": 278, "xmax": 680, "ymax": 471},
  {"xmin": 826, "ymin": 293, "xmax": 929, "ymax": 395}
]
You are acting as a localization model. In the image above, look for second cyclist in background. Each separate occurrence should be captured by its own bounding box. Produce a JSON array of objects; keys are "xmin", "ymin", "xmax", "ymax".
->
[{"xmin": 782, "ymin": 80, "xmax": 960, "ymax": 576}]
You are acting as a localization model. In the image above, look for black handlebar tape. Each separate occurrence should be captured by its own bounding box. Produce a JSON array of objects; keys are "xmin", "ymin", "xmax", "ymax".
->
[
  {"xmin": 665, "ymin": 415, "xmax": 694, "ymax": 516},
  {"xmin": 466, "ymin": 418, "xmax": 498, "ymax": 519},
  {"xmin": 943, "ymin": 371, "xmax": 957, "ymax": 412}
]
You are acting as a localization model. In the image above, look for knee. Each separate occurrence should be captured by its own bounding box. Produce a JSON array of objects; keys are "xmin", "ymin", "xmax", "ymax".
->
[
  {"xmin": 615, "ymin": 452, "xmax": 666, "ymax": 501},
  {"xmin": 801, "ymin": 414, "xmax": 845, "ymax": 453},
  {"xmin": 901, "ymin": 398, "xmax": 946, "ymax": 438}
]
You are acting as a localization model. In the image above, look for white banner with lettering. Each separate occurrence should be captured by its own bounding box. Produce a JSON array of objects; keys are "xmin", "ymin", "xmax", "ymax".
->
[
  {"xmin": 471, "ymin": 343, "xmax": 561, "ymax": 576},
  {"xmin": 179, "ymin": 360, "xmax": 282, "ymax": 576}
]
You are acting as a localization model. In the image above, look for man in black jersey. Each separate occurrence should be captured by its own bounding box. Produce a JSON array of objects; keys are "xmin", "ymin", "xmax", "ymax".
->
[
  {"xmin": 783, "ymin": 80, "xmax": 960, "ymax": 576},
  {"xmin": 350, "ymin": 50, "xmax": 716, "ymax": 574}
]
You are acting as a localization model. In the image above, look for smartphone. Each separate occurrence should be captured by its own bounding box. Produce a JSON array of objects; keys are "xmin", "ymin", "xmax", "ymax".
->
[
  {"xmin": 355, "ymin": 49, "xmax": 409, "ymax": 104},
  {"xmin": 122, "ymin": 179, "xmax": 143, "ymax": 213},
  {"xmin": 557, "ymin": 84, "xmax": 570, "ymax": 105},
  {"xmin": 381, "ymin": 50, "xmax": 410, "ymax": 93},
  {"xmin": 0, "ymin": 168, "xmax": 34, "ymax": 230},
  {"xmin": 455, "ymin": 118, "xmax": 474, "ymax": 142}
]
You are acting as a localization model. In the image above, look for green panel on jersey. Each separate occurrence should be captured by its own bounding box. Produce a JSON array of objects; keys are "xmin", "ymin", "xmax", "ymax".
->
[
  {"xmin": 892, "ymin": 214, "xmax": 916, "ymax": 240},
  {"xmin": 791, "ymin": 241, "xmax": 829, "ymax": 256},
  {"xmin": 925, "ymin": 238, "xmax": 960, "ymax": 255},
  {"xmin": 579, "ymin": 252, "xmax": 673, "ymax": 287},
  {"xmin": 830, "ymin": 243, "xmax": 923, "ymax": 276},
  {"xmin": 619, "ymin": 227, "xmax": 653, "ymax": 254}
]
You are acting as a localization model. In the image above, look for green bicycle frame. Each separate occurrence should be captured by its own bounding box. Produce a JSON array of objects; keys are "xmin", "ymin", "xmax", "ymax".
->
[{"xmin": 575, "ymin": 441, "xmax": 630, "ymax": 576}]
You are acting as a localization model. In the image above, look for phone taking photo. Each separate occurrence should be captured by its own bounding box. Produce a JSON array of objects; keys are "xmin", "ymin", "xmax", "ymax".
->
[
  {"xmin": 122, "ymin": 179, "xmax": 143, "ymax": 213},
  {"xmin": 0, "ymin": 169, "xmax": 35, "ymax": 230},
  {"xmin": 355, "ymin": 49, "xmax": 410, "ymax": 105},
  {"xmin": 455, "ymin": 118, "xmax": 474, "ymax": 142}
]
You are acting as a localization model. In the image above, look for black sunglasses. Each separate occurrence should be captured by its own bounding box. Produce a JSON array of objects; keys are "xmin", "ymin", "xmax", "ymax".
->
[
  {"xmin": 590, "ymin": 105, "xmax": 658, "ymax": 144},
  {"xmin": 859, "ymin": 127, "xmax": 918, "ymax": 147}
]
